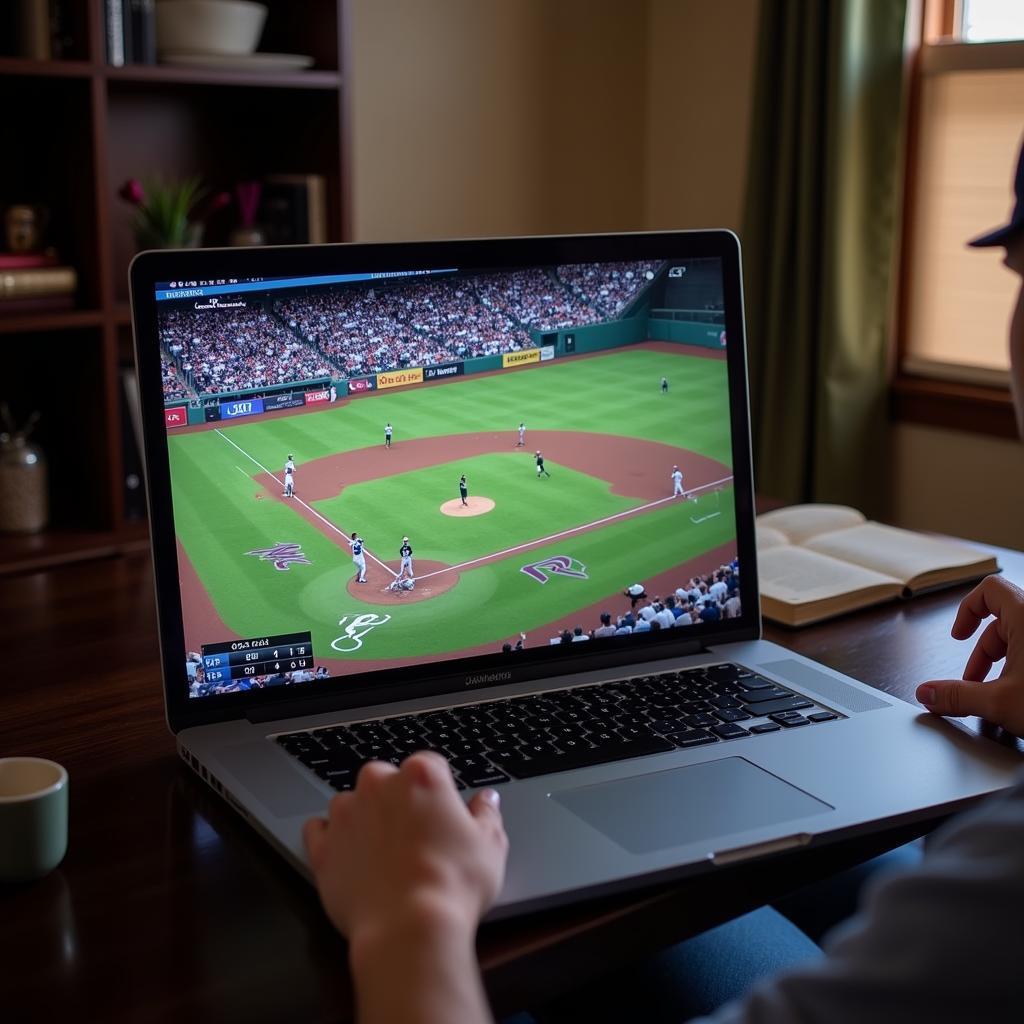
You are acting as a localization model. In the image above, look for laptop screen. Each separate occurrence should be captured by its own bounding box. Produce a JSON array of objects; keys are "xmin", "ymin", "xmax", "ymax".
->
[{"xmin": 147, "ymin": 243, "xmax": 747, "ymax": 705}]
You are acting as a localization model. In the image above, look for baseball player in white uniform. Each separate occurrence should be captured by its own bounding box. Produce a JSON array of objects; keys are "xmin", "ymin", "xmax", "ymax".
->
[
  {"xmin": 515, "ymin": 422, "xmax": 526, "ymax": 447},
  {"xmin": 283, "ymin": 454, "xmax": 296, "ymax": 497},
  {"xmin": 399, "ymin": 537, "xmax": 414, "ymax": 580},
  {"xmin": 349, "ymin": 532, "xmax": 367, "ymax": 583},
  {"xmin": 384, "ymin": 422, "xmax": 393, "ymax": 448},
  {"xmin": 671, "ymin": 465, "xmax": 684, "ymax": 497}
]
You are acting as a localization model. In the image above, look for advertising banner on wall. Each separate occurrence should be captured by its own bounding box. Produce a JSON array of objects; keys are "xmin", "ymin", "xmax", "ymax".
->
[
  {"xmin": 540, "ymin": 346, "xmax": 555, "ymax": 362},
  {"xmin": 219, "ymin": 398, "xmax": 264, "ymax": 420},
  {"xmin": 423, "ymin": 361, "xmax": 464, "ymax": 381},
  {"xmin": 502, "ymin": 349, "xmax": 540, "ymax": 368},
  {"xmin": 347, "ymin": 377, "xmax": 376, "ymax": 394},
  {"xmin": 164, "ymin": 406, "xmax": 188, "ymax": 428},
  {"xmin": 376, "ymin": 367, "xmax": 424, "ymax": 390}
]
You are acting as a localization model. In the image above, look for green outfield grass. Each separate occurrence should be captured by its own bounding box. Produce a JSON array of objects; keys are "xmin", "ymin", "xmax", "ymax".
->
[
  {"xmin": 313, "ymin": 454, "xmax": 637, "ymax": 565},
  {"xmin": 168, "ymin": 346, "xmax": 737, "ymax": 666}
]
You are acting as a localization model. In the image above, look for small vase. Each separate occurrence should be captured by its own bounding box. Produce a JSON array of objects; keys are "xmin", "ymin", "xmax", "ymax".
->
[
  {"xmin": 0, "ymin": 436, "xmax": 48, "ymax": 533},
  {"xmin": 134, "ymin": 221, "xmax": 204, "ymax": 251},
  {"xmin": 229, "ymin": 225, "xmax": 266, "ymax": 247}
]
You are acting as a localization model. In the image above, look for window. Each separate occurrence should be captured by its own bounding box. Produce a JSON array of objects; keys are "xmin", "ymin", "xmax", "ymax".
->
[{"xmin": 898, "ymin": 0, "xmax": 1024, "ymax": 413}]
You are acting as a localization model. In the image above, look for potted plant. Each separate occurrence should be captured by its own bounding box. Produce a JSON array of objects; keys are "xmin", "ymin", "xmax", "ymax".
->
[{"xmin": 118, "ymin": 177, "xmax": 230, "ymax": 249}]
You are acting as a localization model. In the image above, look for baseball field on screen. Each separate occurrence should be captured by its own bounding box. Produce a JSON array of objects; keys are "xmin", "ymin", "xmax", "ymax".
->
[{"xmin": 168, "ymin": 343, "xmax": 738, "ymax": 673}]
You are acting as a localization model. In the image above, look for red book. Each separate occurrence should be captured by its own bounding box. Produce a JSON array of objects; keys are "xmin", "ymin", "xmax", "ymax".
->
[{"xmin": 0, "ymin": 252, "xmax": 59, "ymax": 269}]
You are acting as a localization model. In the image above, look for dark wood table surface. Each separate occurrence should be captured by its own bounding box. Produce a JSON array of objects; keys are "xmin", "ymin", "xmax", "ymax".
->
[{"xmin": 2, "ymin": 546, "xmax": 1023, "ymax": 1023}]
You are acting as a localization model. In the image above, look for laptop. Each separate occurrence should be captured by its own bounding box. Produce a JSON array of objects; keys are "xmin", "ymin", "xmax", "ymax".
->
[{"xmin": 130, "ymin": 230, "xmax": 1020, "ymax": 919}]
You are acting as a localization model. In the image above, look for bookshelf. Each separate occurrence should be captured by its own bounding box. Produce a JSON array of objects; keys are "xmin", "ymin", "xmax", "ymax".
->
[{"xmin": 0, "ymin": 0, "xmax": 350, "ymax": 575}]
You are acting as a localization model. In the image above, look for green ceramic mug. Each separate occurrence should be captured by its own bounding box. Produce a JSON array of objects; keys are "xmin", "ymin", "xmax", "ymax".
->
[{"xmin": 0, "ymin": 757, "xmax": 68, "ymax": 882}]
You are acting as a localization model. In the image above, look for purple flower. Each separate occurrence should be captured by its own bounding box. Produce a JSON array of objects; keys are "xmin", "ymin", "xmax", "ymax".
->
[{"xmin": 119, "ymin": 179, "xmax": 145, "ymax": 205}]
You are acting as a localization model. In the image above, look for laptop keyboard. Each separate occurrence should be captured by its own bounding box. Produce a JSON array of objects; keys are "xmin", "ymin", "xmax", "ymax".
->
[{"xmin": 274, "ymin": 662, "xmax": 841, "ymax": 792}]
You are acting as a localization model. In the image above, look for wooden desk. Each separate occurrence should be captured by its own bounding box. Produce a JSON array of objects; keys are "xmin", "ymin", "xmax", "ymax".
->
[{"xmin": 2, "ymin": 549, "xmax": 1022, "ymax": 1022}]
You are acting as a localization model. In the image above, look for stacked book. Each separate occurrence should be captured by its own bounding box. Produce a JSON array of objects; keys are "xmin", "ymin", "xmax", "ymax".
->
[
  {"xmin": 105, "ymin": 0, "xmax": 157, "ymax": 66},
  {"xmin": 0, "ymin": 252, "xmax": 78, "ymax": 312}
]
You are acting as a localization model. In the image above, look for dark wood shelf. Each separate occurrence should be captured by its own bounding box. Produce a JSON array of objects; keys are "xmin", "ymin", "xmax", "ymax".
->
[
  {"xmin": 0, "ymin": 523, "xmax": 149, "ymax": 577},
  {"xmin": 0, "ymin": 309, "xmax": 104, "ymax": 334},
  {"xmin": 104, "ymin": 64, "xmax": 341, "ymax": 90},
  {"xmin": 0, "ymin": 0, "xmax": 348, "ymax": 574},
  {"xmin": 0, "ymin": 57, "xmax": 94, "ymax": 78}
]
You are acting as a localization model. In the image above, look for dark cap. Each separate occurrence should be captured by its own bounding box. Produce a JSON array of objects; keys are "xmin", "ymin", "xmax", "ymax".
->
[{"xmin": 969, "ymin": 134, "xmax": 1024, "ymax": 247}]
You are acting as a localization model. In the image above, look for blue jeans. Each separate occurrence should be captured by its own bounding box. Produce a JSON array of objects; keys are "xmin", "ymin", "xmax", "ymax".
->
[{"xmin": 502, "ymin": 843, "xmax": 921, "ymax": 1024}]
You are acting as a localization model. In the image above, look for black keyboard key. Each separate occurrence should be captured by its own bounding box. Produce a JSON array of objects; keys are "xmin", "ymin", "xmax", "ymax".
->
[
  {"xmin": 647, "ymin": 716, "xmax": 690, "ymax": 735},
  {"xmin": 666, "ymin": 729, "xmax": 719, "ymax": 748},
  {"xmin": 742, "ymin": 696, "xmax": 814, "ymax": 717},
  {"xmin": 736, "ymin": 687, "xmax": 794, "ymax": 704},
  {"xmin": 740, "ymin": 675, "xmax": 776, "ymax": 690},
  {"xmin": 711, "ymin": 695, "xmax": 743, "ymax": 709},
  {"xmin": 808, "ymin": 712, "xmax": 838, "ymax": 723},
  {"xmin": 684, "ymin": 713, "xmax": 719, "ymax": 729},
  {"xmin": 715, "ymin": 708, "xmax": 752, "ymax": 723},
  {"xmin": 460, "ymin": 769, "xmax": 511, "ymax": 788},
  {"xmin": 712, "ymin": 723, "xmax": 750, "ymax": 740},
  {"xmin": 770, "ymin": 713, "xmax": 810, "ymax": 728},
  {"xmin": 492, "ymin": 736, "xmax": 673, "ymax": 780},
  {"xmin": 750, "ymin": 723, "xmax": 782, "ymax": 734}
]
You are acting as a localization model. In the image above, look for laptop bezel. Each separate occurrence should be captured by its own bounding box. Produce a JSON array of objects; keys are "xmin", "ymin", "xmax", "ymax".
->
[{"xmin": 129, "ymin": 230, "xmax": 761, "ymax": 733}]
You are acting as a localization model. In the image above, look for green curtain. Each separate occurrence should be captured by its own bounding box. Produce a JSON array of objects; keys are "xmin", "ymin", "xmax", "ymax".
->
[{"xmin": 743, "ymin": 0, "xmax": 908, "ymax": 517}]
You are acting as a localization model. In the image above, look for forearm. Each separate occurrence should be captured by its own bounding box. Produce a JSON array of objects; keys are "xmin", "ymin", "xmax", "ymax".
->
[{"xmin": 350, "ymin": 909, "xmax": 493, "ymax": 1024}]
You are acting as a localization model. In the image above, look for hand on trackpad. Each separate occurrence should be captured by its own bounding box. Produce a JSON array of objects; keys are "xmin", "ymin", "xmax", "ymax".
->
[{"xmin": 551, "ymin": 757, "xmax": 833, "ymax": 855}]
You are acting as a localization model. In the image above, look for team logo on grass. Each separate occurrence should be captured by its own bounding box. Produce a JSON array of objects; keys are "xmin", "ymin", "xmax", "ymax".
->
[
  {"xmin": 331, "ymin": 613, "xmax": 392, "ymax": 653},
  {"xmin": 520, "ymin": 555, "xmax": 589, "ymax": 584},
  {"xmin": 245, "ymin": 542, "xmax": 312, "ymax": 571}
]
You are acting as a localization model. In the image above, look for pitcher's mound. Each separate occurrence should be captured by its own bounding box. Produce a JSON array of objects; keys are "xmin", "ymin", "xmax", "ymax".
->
[{"xmin": 441, "ymin": 496, "xmax": 495, "ymax": 517}]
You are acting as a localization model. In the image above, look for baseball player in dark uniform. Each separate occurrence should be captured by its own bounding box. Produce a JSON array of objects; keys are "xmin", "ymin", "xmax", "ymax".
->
[
  {"xmin": 459, "ymin": 474, "xmax": 469, "ymax": 506},
  {"xmin": 661, "ymin": 376, "xmax": 669, "ymax": 394},
  {"xmin": 399, "ymin": 536, "xmax": 413, "ymax": 579},
  {"xmin": 535, "ymin": 451, "xmax": 550, "ymax": 478}
]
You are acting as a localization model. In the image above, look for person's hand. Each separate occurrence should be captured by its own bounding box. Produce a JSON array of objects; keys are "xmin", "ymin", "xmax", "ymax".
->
[
  {"xmin": 302, "ymin": 752, "xmax": 508, "ymax": 951},
  {"xmin": 916, "ymin": 575, "xmax": 1024, "ymax": 736}
]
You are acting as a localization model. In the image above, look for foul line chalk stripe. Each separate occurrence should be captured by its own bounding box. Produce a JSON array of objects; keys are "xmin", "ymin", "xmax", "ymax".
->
[
  {"xmin": 215, "ymin": 428, "xmax": 398, "ymax": 578},
  {"xmin": 415, "ymin": 474, "xmax": 734, "ymax": 582}
]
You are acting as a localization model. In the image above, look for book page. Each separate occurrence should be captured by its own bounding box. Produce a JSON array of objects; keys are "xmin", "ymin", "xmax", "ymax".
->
[
  {"xmin": 758, "ymin": 545, "xmax": 900, "ymax": 604},
  {"xmin": 804, "ymin": 523, "xmax": 995, "ymax": 586},
  {"xmin": 756, "ymin": 524, "xmax": 790, "ymax": 551},
  {"xmin": 756, "ymin": 504, "xmax": 865, "ymax": 544}
]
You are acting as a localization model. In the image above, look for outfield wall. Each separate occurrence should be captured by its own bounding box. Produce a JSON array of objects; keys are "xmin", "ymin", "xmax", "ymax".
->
[
  {"xmin": 647, "ymin": 317, "xmax": 726, "ymax": 349},
  {"xmin": 528, "ymin": 313, "xmax": 649, "ymax": 354}
]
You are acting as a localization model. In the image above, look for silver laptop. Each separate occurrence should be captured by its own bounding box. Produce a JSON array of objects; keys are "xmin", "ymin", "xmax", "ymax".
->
[{"xmin": 130, "ymin": 230, "xmax": 1019, "ymax": 919}]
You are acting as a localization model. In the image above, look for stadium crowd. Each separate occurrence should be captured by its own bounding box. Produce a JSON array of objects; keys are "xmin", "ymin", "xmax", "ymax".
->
[
  {"xmin": 158, "ymin": 306, "xmax": 337, "ymax": 397},
  {"xmin": 160, "ymin": 350, "xmax": 195, "ymax": 400},
  {"xmin": 556, "ymin": 260, "xmax": 661, "ymax": 318},
  {"xmin": 546, "ymin": 559, "xmax": 741, "ymax": 645},
  {"xmin": 158, "ymin": 261, "xmax": 659, "ymax": 399}
]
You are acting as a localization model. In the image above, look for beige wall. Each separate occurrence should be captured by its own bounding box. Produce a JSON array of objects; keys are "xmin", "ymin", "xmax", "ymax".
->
[
  {"xmin": 346, "ymin": 0, "xmax": 760, "ymax": 242},
  {"xmin": 891, "ymin": 424, "xmax": 1024, "ymax": 550},
  {"xmin": 346, "ymin": 0, "xmax": 549, "ymax": 241},
  {"xmin": 643, "ymin": 0, "xmax": 760, "ymax": 232}
]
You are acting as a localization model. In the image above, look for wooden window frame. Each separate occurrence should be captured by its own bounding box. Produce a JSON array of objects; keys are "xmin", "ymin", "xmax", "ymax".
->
[{"xmin": 893, "ymin": 0, "xmax": 1022, "ymax": 438}]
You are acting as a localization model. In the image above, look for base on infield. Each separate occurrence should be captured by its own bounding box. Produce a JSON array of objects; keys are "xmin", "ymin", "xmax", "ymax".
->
[
  {"xmin": 345, "ymin": 559, "xmax": 460, "ymax": 605},
  {"xmin": 440, "ymin": 496, "xmax": 495, "ymax": 517}
]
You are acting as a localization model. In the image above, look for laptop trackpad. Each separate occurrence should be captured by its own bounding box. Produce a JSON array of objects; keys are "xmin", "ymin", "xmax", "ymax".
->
[{"xmin": 552, "ymin": 756, "xmax": 833, "ymax": 855}]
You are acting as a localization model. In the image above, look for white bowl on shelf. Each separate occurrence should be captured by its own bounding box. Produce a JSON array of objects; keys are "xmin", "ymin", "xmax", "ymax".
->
[{"xmin": 155, "ymin": 0, "xmax": 268, "ymax": 57}]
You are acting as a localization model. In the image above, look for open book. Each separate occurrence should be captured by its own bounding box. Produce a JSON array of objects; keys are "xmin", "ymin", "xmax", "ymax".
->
[{"xmin": 756, "ymin": 505, "xmax": 998, "ymax": 627}]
